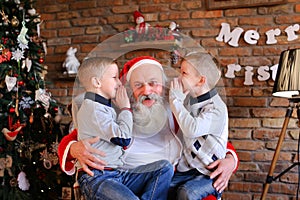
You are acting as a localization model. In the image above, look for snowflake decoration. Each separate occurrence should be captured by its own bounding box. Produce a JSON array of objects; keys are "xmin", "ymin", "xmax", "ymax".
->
[
  {"xmin": 18, "ymin": 41, "xmax": 29, "ymax": 50},
  {"xmin": 12, "ymin": 48, "xmax": 24, "ymax": 62},
  {"xmin": 19, "ymin": 96, "xmax": 35, "ymax": 109}
]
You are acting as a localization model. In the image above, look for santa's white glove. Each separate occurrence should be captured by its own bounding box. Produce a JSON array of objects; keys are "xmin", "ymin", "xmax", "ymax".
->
[{"xmin": 169, "ymin": 78, "xmax": 189, "ymax": 103}]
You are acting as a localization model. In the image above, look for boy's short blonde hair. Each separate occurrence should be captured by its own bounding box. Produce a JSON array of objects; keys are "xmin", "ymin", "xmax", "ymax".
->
[
  {"xmin": 183, "ymin": 53, "xmax": 221, "ymax": 89},
  {"xmin": 77, "ymin": 57, "xmax": 115, "ymax": 89}
]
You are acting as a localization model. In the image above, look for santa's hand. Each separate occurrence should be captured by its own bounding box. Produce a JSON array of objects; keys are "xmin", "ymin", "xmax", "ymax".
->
[
  {"xmin": 169, "ymin": 78, "xmax": 188, "ymax": 102},
  {"xmin": 70, "ymin": 137, "xmax": 107, "ymax": 176},
  {"xmin": 207, "ymin": 154, "xmax": 235, "ymax": 193},
  {"xmin": 114, "ymin": 85, "xmax": 130, "ymax": 109}
]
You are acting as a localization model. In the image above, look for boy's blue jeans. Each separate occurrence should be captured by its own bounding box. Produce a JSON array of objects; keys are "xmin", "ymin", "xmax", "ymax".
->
[
  {"xmin": 78, "ymin": 160, "xmax": 173, "ymax": 200},
  {"xmin": 168, "ymin": 169, "xmax": 221, "ymax": 200}
]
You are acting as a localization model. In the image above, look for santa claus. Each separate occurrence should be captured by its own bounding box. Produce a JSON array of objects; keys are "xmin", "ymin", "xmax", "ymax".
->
[{"xmin": 58, "ymin": 56, "xmax": 239, "ymax": 200}]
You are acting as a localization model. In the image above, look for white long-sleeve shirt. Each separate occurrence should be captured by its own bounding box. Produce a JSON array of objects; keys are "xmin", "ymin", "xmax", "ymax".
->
[
  {"xmin": 169, "ymin": 88, "xmax": 228, "ymax": 175},
  {"xmin": 76, "ymin": 92, "xmax": 133, "ymax": 169}
]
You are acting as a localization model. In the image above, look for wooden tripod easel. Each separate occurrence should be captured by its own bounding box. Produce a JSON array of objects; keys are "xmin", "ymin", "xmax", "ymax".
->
[{"xmin": 261, "ymin": 99, "xmax": 300, "ymax": 200}]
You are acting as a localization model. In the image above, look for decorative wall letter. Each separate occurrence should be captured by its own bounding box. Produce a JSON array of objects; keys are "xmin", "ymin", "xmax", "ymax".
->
[
  {"xmin": 225, "ymin": 64, "xmax": 241, "ymax": 78},
  {"xmin": 270, "ymin": 64, "xmax": 278, "ymax": 81},
  {"xmin": 257, "ymin": 66, "xmax": 270, "ymax": 81},
  {"xmin": 285, "ymin": 24, "xmax": 299, "ymax": 41},
  {"xmin": 216, "ymin": 23, "xmax": 244, "ymax": 47},
  {"xmin": 265, "ymin": 28, "xmax": 281, "ymax": 44},
  {"xmin": 244, "ymin": 30, "xmax": 259, "ymax": 44},
  {"xmin": 244, "ymin": 66, "xmax": 254, "ymax": 85}
]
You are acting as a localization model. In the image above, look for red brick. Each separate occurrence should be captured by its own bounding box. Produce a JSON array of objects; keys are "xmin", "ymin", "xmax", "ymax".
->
[
  {"xmin": 234, "ymin": 97, "xmax": 267, "ymax": 107},
  {"xmin": 258, "ymin": 4, "xmax": 293, "ymax": 15},
  {"xmin": 239, "ymin": 16, "xmax": 274, "ymax": 26},
  {"xmin": 112, "ymin": 6, "xmax": 139, "ymax": 14},
  {"xmin": 47, "ymin": 38, "xmax": 71, "ymax": 46},
  {"xmin": 58, "ymin": 28, "xmax": 85, "ymax": 37},
  {"xmin": 191, "ymin": 29, "xmax": 221, "ymax": 38},
  {"xmin": 230, "ymin": 118, "xmax": 261, "ymax": 128},
  {"xmin": 219, "ymin": 47, "xmax": 252, "ymax": 56},
  {"xmin": 42, "ymin": 4, "xmax": 69, "ymax": 13},
  {"xmin": 224, "ymin": 8, "xmax": 257, "ymax": 17},
  {"xmin": 57, "ymin": 11, "xmax": 80, "ymax": 20},
  {"xmin": 45, "ymin": 20, "xmax": 71, "ymax": 29},
  {"xmin": 69, "ymin": 1, "xmax": 96, "ymax": 10},
  {"xmin": 191, "ymin": 10, "xmax": 223, "ymax": 19},
  {"xmin": 231, "ymin": 140, "xmax": 264, "ymax": 150},
  {"xmin": 275, "ymin": 15, "xmax": 300, "ymax": 24},
  {"xmin": 72, "ymin": 17, "xmax": 99, "ymax": 26},
  {"xmin": 296, "ymin": 4, "xmax": 300, "ymax": 12}
]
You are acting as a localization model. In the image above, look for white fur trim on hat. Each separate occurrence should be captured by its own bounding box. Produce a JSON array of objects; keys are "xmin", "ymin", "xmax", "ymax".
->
[{"xmin": 126, "ymin": 59, "xmax": 163, "ymax": 82}]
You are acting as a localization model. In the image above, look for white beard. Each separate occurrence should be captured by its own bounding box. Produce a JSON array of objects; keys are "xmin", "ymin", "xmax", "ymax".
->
[{"xmin": 132, "ymin": 94, "xmax": 168, "ymax": 138}]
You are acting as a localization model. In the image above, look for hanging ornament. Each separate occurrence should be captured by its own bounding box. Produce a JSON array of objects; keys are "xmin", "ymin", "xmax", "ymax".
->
[
  {"xmin": 40, "ymin": 149, "xmax": 52, "ymax": 169},
  {"xmin": 11, "ymin": 16, "xmax": 19, "ymax": 27},
  {"xmin": 17, "ymin": 171, "xmax": 30, "ymax": 191},
  {"xmin": 2, "ymin": 126, "xmax": 23, "ymax": 141},
  {"xmin": 42, "ymin": 40, "xmax": 47, "ymax": 55},
  {"xmin": 49, "ymin": 153, "xmax": 58, "ymax": 166},
  {"xmin": 35, "ymin": 88, "xmax": 50, "ymax": 109},
  {"xmin": 0, "ymin": 48, "xmax": 12, "ymax": 63},
  {"xmin": 27, "ymin": 8, "xmax": 36, "ymax": 16},
  {"xmin": 10, "ymin": 178, "xmax": 18, "ymax": 187},
  {"xmin": 0, "ymin": 10, "xmax": 10, "ymax": 25},
  {"xmin": 18, "ymin": 41, "xmax": 29, "ymax": 50},
  {"xmin": 37, "ymin": 21, "xmax": 41, "ymax": 37},
  {"xmin": 29, "ymin": 113, "xmax": 34, "ymax": 124},
  {"xmin": 18, "ymin": 80, "xmax": 24, "ymax": 86},
  {"xmin": 17, "ymin": 21, "xmax": 28, "ymax": 45},
  {"xmin": 51, "ymin": 141, "xmax": 59, "ymax": 153},
  {"xmin": 39, "ymin": 57, "xmax": 44, "ymax": 63},
  {"xmin": 0, "ymin": 155, "xmax": 13, "ymax": 177},
  {"xmin": 21, "ymin": 57, "xmax": 32, "ymax": 71},
  {"xmin": 26, "ymin": 57, "xmax": 32, "ymax": 72},
  {"xmin": 43, "ymin": 159, "xmax": 52, "ymax": 169},
  {"xmin": 1, "ymin": 37, "xmax": 8, "ymax": 45},
  {"xmin": 9, "ymin": 107, "xmax": 15, "ymax": 113},
  {"xmin": 5, "ymin": 75, "xmax": 17, "ymax": 92},
  {"xmin": 19, "ymin": 96, "xmax": 35, "ymax": 109},
  {"xmin": 11, "ymin": 48, "xmax": 24, "ymax": 62}
]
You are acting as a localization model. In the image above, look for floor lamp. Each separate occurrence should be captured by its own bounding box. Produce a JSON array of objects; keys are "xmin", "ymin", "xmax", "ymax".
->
[{"xmin": 261, "ymin": 48, "xmax": 300, "ymax": 200}]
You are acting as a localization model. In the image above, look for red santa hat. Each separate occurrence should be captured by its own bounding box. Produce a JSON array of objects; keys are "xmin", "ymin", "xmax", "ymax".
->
[
  {"xmin": 120, "ymin": 56, "xmax": 163, "ymax": 85},
  {"xmin": 133, "ymin": 11, "xmax": 144, "ymax": 22}
]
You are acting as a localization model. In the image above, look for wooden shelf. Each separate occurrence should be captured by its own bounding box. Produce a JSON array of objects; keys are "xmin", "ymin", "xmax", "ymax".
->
[
  {"xmin": 55, "ymin": 73, "xmax": 77, "ymax": 81},
  {"xmin": 120, "ymin": 39, "xmax": 181, "ymax": 50}
]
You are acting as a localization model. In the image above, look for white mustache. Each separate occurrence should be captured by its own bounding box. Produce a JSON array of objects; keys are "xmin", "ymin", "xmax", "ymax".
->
[{"xmin": 138, "ymin": 93, "xmax": 163, "ymax": 104}]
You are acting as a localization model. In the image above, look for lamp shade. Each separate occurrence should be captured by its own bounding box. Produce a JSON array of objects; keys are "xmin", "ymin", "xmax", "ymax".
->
[{"xmin": 272, "ymin": 48, "xmax": 300, "ymax": 99}]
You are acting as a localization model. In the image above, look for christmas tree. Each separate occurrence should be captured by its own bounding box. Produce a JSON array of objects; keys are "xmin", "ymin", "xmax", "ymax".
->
[{"xmin": 0, "ymin": 0, "xmax": 72, "ymax": 199}]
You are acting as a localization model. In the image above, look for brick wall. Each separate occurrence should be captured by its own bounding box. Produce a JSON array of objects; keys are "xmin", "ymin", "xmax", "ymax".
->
[{"xmin": 36, "ymin": 0, "xmax": 300, "ymax": 199}]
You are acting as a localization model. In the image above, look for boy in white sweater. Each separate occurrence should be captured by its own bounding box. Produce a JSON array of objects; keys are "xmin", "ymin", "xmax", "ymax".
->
[{"xmin": 169, "ymin": 53, "xmax": 228, "ymax": 200}]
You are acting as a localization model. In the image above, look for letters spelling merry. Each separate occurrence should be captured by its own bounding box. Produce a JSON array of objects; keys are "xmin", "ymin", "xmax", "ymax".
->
[
  {"xmin": 216, "ymin": 22, "xmax": 299, "ymax": 47},
  {"xmin": 215, "ymin": 22, "xmax": 298, "ymax": 85}
]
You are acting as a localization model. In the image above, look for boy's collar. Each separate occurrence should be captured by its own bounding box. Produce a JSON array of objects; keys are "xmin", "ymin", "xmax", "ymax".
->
[
  {"xmin": 84, "ymin": 92, "xmax": 111, "ymax": 107},
  {"xmin": 190, "ymin": 88, "xmax": 217, "ymax": 104}
]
